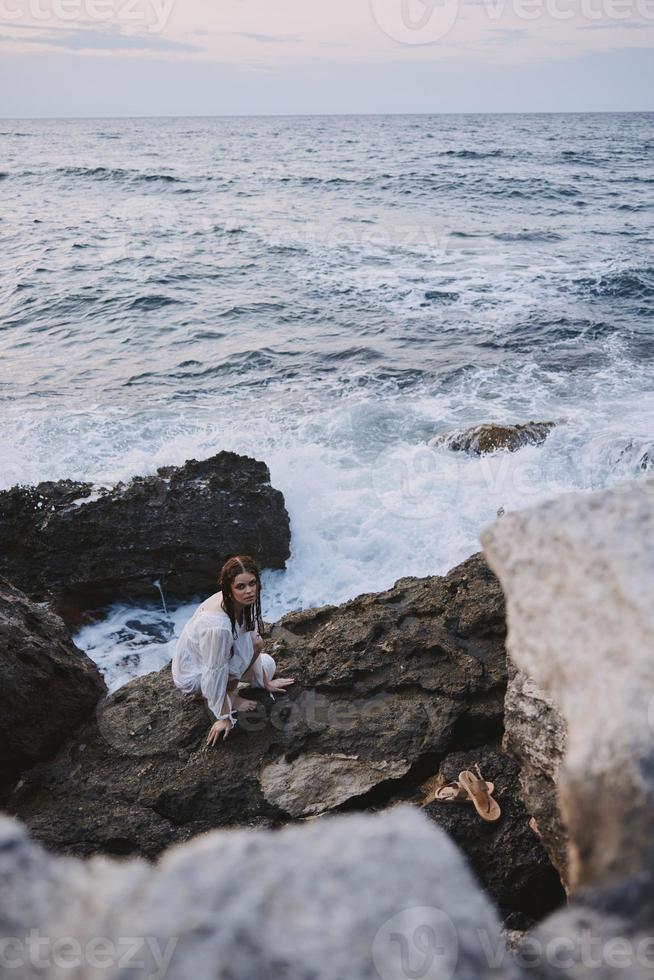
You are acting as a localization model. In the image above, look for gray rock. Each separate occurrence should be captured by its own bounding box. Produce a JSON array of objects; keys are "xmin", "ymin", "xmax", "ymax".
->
[
  {"xmin": 522, "ymin": 904, "xmax": 654, "ymax": 980},
  {"xmin": 502, "ymin": 662, "xmax": 568, "ymax": 889},
  {"xmin": 481, "ymin": 476, "xmax": 654, "ymax": 930},
  {"xmin": 0, "ymin": 453, "xmax": 290, "ymax": 623},
  {"xmin": 0, "ymin": 578, "xmax": 105, "ymax": 791},
  {"xmin": 0, "ymin": 808, "xmax": 518, "ymax": 980},
  {"xmin": 259, "ymin": 753, "xmax": 412, "ymax": 818}
]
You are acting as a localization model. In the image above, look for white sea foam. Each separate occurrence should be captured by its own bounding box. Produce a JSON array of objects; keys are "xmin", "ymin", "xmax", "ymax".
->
[{"xmin": 2, "ymin": 365, "xmax": 653, "ymax": 689}]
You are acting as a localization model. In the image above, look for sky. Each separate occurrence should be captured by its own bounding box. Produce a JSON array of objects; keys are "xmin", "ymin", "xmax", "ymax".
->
[{"xmin": 0, "ymin": 0, "xmax": 653, "ymax": 116}]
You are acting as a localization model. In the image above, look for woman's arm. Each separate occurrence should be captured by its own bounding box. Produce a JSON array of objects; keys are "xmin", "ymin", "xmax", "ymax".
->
[{"xmin": 199, "ymin": 625, "xmax": 236, "ymax": 733}]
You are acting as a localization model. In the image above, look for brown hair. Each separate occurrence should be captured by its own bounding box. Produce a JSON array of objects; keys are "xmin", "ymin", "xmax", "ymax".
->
[{"xmin": 219, "ymin": 555, "xmax": 265, "ymax": 639}]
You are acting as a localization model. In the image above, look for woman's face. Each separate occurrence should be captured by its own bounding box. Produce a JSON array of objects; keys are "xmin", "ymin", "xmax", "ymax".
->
[{"xmin": 230, "ymin": 571, "xmax": 258, "ymax": 606}]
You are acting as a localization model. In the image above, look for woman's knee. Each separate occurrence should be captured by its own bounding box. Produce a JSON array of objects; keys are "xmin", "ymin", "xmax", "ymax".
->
[
  {"xmin": 242, "ymin": 653, "xmax": 276, "ymax": 689},
  {"xmin": 260, "ymin": 652, "xmax": 276, "ymax": 682}
]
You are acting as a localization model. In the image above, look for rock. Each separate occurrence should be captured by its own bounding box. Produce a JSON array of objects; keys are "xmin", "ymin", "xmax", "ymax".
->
[
  {"xmin": 482, "ymin": 478, "xmax": 654, "ymax": 976},
  {"xmin": 481, "ymin": 477, "xmax": 654, "ymax": 915},
  {"xmin": 0, "ymin": 807, "xmax": 517, "ymax": 980},
  {"xmin": 0, "ymin": 453, "xmax": 290, "ymax": 620},
  {"xmin": 0, "ymin": 578, "xmax": 105, "ymax": 791},
  {"xmin": 612, "ymin": 438, "xmax": 654, "ymax": 475},
  {"xmin": 266, "ymin": 551, "xmax": 508, "ymax": 762},
  {"xmin": 502, "ymin": 662, "xmax": 568, "ymax": 889},
  {"xmin": 2, "ymin": 556, "xmax": 502, "ymax": 840},
  {"xmin": 4, "ymin": 553, "xmax": 563, "ymax": 926},
  {"xmin": 420, "ymin": 745, "xmax": 564, "ymax": 930},
  {"xmin": 430, "ymin": 421, "xmax": 556, "ymax": 456},
  {"xmin": 259, "ymin": 754, "xmax": 412, "ymax": 818},
  {"xmin": 523, "ymin": 902, "xmax": 654, "ymax": 980},
  {"xmin": 593, "ymin": 437, "xmax": 654, "ymax": 482}
]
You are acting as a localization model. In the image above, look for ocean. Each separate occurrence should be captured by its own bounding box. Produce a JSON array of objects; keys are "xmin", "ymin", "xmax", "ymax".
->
[{"xmin": 1, "ymin": 112, "xmax": 652, "ymax": 688}]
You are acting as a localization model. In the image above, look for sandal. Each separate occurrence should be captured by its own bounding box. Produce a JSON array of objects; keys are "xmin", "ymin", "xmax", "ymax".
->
[
  {"xmin": 432, "ymin": 780, "xmax": 495, "ymax": 804},
  {"xmin": 433, "ymin": 782, "xmax": 464, "ymax": 802},
  {"xmin": 458, "ymin": 765, "xmax": 501, "ymax": 822},
  {"xmin": 420, "ymin": 770, "xmax": 494, "ymax": 806}
]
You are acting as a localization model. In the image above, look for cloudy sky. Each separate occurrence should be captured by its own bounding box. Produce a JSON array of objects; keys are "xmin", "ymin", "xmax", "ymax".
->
[{"xmin": 1, "ymin": 0, "xmax": 653, "ymax": 116}]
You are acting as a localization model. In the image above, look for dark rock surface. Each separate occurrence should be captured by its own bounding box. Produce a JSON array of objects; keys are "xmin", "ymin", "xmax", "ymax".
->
[
  {"xmin": 3, "ymin": 553, "xmax": 563, "ymax": 926},
  {"xmin": 0, "ymin": 578, "xmax": 105, "ymax": 791},
  {"xmin": 420, "ymin": 744, "xmax": 565, "ymax": 930},
  {"xmin": 0, "ymin": 453, "xmax": 291, "ymax": 619},
  {"xmin": 431, "ymin": 421, "xmax": 556, "ymax": 455}
]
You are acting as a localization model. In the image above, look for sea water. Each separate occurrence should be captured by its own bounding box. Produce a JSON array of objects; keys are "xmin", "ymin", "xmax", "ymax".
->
[{"xmin": 1, "ymin": 113, "xmax": 652, "ymax": 688}]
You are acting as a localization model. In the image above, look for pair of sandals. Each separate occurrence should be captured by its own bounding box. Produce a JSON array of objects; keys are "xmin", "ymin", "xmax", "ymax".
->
[{"xmin": 422, "ymin": 764, "xmax": 501, "ymax": 822}]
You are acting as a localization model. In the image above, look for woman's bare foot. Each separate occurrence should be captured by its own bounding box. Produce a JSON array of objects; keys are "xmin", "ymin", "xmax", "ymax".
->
[{"xmin": 232, "ymin": 694, "xmax": 258, "ymax": 712}]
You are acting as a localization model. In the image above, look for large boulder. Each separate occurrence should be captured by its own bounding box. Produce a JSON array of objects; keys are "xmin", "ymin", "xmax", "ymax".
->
[
  {"xmin": 0, "ymin": 807, "xmax": 518, "ymax": 980},
  {"xmin": 430, "ymin": 421, "xmax": 556, "ymax": 456},
  {"xmin": 0, "ymin": 578, "xmax": 105, "ymax": 791},
  {"xmin": 482, "ymin": 475, "xmax": 654, "ymax": 967},
  {"xmin": 482, "ymin": 477, "xmax": 654, "ymax": 900},
  {"xmin": 3, "ymin": 554, "xmax": 562, "ymax": 926},
  {"xmin": 523, "ymin": 901, "xmax": 654, "ymax": 980},
  {"xmin": 0, "ymin": 453, "xmax": 291, "ymax": 620}
]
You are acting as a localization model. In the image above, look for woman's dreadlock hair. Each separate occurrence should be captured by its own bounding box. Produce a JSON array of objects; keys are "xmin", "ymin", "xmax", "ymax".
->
[{"xmin": 219, "ymin": 555, "xmax": 265, "ymax": 640}]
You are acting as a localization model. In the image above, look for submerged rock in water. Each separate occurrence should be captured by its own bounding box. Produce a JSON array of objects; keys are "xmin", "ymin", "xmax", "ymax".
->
[
  {"xmin": 430, "ymin": 421, "xmax": 556, "ymax": 456},
  {"xmin": 611, "ymin": 438, "xmax": 654, "ymax": 476},
  {"xmin": 482, "ymin": 476, "xmax": 654, "ymax": 943},
  {"xmin": 0, "ymin": 807, "xmax": 517, "ymax": 980},
  {"xmin": 4, "ymin": 554, "xmax": 562, "ymax": 925},
  {"xmin": 0, "ymin": 453, "xmax": 290, "ymax": 620},
  {"xmin": 0, "ymin": 578, "xmax": 105, "ymax": 791}
]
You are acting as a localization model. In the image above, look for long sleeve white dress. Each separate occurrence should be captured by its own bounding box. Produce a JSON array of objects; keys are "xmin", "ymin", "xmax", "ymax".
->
[{"xmin": 172, "ymin": 601, "xmax": 275, "ymax": 727}]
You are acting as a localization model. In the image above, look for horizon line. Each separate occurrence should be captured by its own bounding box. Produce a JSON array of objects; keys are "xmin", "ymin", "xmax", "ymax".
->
[{"xmin": 2, "ymin": 108, "xmax": 653, "ymax": 122}]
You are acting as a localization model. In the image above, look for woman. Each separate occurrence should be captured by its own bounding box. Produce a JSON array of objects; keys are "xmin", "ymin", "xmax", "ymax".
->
[{"xmin": 172, "ymin": 555, "xmax": 294, "ymax": 746}]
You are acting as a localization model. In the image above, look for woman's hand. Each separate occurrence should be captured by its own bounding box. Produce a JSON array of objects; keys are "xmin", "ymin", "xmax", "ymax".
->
[
  {"xmin": 207, "ymin": 719, "xmax": 232, "ymax": 746},
  {"xmin": 265, "ymin": 677, "xmax": 295, "ymax": 695}
]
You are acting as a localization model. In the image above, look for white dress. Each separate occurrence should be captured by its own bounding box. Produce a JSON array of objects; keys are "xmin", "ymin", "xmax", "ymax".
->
[{"xmin": 172, "ymin": 597, "xmax": 276, "ymax": 727}]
